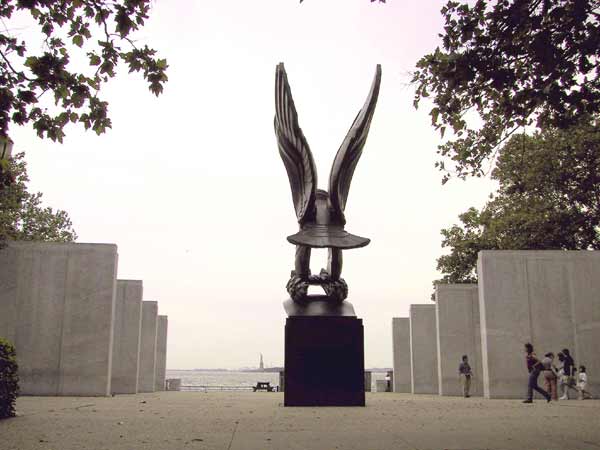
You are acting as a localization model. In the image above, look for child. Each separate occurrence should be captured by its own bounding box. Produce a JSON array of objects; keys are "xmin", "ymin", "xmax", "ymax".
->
[{"xmin": 577, "ymin": 366, "xmax": 593, "ymax": 400}]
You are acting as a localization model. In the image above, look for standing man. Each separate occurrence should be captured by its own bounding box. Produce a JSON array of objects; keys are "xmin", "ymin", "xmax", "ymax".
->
[
  {"xmin": 458, "ymin": 355, "xmax": 473, "ymax": 398},
  {"xmin": 541, "ymin": 352, "xmax": 558, "ymax": 401}
]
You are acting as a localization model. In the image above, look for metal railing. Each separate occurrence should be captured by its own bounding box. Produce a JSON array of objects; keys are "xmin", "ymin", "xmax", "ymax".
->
[{"xmin": 180, "ymin": 385, "xmax": 279, "ymax": 392}]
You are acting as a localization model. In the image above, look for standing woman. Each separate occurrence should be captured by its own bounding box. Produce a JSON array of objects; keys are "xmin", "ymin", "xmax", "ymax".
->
[{"xmin": 523, "ymin": 343, "xmax": 551, "ymax": 403}]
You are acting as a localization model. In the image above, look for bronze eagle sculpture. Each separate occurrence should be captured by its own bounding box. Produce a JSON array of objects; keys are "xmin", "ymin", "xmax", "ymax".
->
[{"xmin": 275, "ymin": 63, "xmax": 381, "ymax": 304}]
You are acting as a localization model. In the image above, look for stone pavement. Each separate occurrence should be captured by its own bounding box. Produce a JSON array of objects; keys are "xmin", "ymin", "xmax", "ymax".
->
[{"xmin": 1, "ymin": 392, "xmax": 599, "ymax": 450}]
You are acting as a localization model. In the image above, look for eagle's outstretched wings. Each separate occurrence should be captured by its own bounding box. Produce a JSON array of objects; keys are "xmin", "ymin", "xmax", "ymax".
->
[
  {"xmin": 329, "ymin": 65, "xmax": 381, "ymax": 222},
  {"xmin": 274, "ymin": 63, "xmax": 317, "ymax": 225}
]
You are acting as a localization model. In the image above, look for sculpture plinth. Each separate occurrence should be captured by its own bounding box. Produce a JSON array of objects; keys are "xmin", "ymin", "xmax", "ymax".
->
[
  {"xmin": 284, "ymin": 316, "xmax": 365, "ymax": 406},
  {"xmin": 274, "ymin": 62, "xmax": 381, "ymax": 407}
]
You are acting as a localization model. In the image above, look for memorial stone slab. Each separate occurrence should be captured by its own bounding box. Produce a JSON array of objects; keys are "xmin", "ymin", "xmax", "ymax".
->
[
  {"xmin": 138, "ymin": 301, "xmax": 158, "ymax": 393},
  {"xmin": 392, "ymin": 317, "xmax": 412, "ymax": 393},
  {"xmin": 478, "ymin": 250, "xmax": 600, "ymax": 398},
  {"xmin": 111, "ymin": 280, "xmax": 143, "ymax": 394},
  {"xmin": 0, "ymin": 242, "xmax": 118, "ymax": 396},
  {"xmin": 155, "ymin": 315, "xmax": 168, "ymax": 391},
  {"xmin": 409, "ymin": 304, "xmax": 439, "ymax": 394},
  {"xmin": 435, "ymin": 284, "xmax": 483, "ymax": 397}
]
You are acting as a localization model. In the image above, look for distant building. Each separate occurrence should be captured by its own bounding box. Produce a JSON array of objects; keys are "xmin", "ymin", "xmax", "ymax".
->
[{"xmin": 259, "ymin": 353, "xmax": 264, "ymax": 371}]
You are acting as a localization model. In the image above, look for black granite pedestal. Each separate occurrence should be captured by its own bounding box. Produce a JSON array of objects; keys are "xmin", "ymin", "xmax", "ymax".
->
[{"xmin": 284, "ymin": 315, "xmax": 365, "ymax": 406}]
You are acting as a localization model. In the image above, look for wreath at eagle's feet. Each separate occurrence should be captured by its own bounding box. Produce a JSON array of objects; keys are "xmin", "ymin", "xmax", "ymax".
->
[
  {"xmin": 286, "ymin": 273, "xmax": 310, "ymax": 303},
  {"xmin": 286, "ymin": 269, "xmax": 348, "ymax": 303}
]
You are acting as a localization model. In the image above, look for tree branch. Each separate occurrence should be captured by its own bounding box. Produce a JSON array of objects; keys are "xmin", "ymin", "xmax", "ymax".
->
[{"xmin": 0, "ymin": 48, "xmax": 33, "ymax": 82}]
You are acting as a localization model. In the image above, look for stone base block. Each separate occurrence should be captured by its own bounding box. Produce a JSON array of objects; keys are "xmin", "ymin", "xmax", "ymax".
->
[
  {"xmin": 284, "ymin": 316, "xmax": 365, "ymax": 406},
  {"xmin": 375, "ymin": 380, "xmax": 389, "ymax": 392},
  {"xmin": 364, "ymin": 371, "xmax": 372, "ymax": 392},
  {"xmin": 165, "ymin": 379, "xmax": 181, "ymax": 391}
]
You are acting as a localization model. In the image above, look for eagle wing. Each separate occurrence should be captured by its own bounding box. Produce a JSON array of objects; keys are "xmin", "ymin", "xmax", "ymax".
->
[
  {"xmin": 274, "ymin": 63, "xmax": 318, "ymax": 225},
  {"xmin": 328, "ymin": 65, "xmax": 381, "ymax": 222}
]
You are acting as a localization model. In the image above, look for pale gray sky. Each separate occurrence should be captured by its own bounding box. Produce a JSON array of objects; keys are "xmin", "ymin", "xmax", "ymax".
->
[{"xmin": 11, "ymin": 0, "xmax": 494, "ymax": 369}]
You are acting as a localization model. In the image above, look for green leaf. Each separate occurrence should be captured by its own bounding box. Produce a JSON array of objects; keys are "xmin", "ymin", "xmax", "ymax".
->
[
  {"xmin": 0, "ymin": 0, "xmax": 168, "ymax": 141},
  {"xmin": 434, "ymin": 120, "xmax": 600, "ymax": 286},
  {"xmin": 24, "ymin": 56, "xmax": 37, "ymax": 68},
  {"xmin": 430, "ymin": 107, "xmax": 440, "ymax": 125},
  {"xmin": 412, "ymin": 0, "xmax": 600, "ymax": 182}
]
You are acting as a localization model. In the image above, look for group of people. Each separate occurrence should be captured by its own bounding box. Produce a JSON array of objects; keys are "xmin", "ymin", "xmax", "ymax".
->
[
  {"xmin": 456, "ymin": 347, "xmax": 593, "ymax": 402},
  {"xmin": 524, "ymin": 343, "xmax": 592, "ymax": 403}
]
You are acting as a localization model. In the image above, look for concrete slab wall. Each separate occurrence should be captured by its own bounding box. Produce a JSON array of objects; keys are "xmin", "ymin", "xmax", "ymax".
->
[
  {"xmin": 155, "ymin": 315, "xmax": 168, "ymax": 391},
  {"xmin": 0, "ymin": 246, "xmax": 19, "ymax": 344},
  {"xmin": 435, "ymin": 284, "xmax": 483, "ymax": 397},
  {"xmin": 478, "ymin": 251, "xmax": 600, "ymax": 398},
  {"xmin": 0, "ymin": 242, "xmax": 118, "ymax": 396},
  {"xmin": 138, "ymin": 301, "xmax": 158, "ymax": 393},
  {"xmin": 111, "ymin": 280, "xmax": 143, "ymax": 394},
  {"xmin": 569, "ymin": 254, "xmax": 600, "ymax": 398},
  {"xmin": 392, "ymin": 317, "xmax": 411, "ymax": 393},
  {"xmin": 409, "ymin": 304, "xmax": 438, "ymax": 394}
]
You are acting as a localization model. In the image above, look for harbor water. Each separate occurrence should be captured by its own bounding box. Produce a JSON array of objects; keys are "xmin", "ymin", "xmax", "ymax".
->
[{"xmin": 166, "ymin": 370, "xmax": 389, "ymax": 392}]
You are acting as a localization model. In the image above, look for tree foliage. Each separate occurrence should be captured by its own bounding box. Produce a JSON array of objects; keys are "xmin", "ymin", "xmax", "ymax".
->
[
  {"xmin": 300, "ymin": 0, "xmax": 385, "ymax": 2},
  {"xmin": 412, "ymin": 0, "xmax": 600, "ymax": 183},
  {"xmin": 436, "ymin": 120, "xmax": 600, "ymax": 284},
  {"xmin": 0, "ymin": 152, "xmax": 77, "ymax": 246},
  {"xmin": 0, "ymin": 337, "xmax": 19, "ymax": 419},
  {"xmin": 0, "ymin": 0, "xmax": 168, "ymax": 141}
]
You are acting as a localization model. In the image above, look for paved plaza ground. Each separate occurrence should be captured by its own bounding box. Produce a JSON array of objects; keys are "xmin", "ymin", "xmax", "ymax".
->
[{"xmin": 1, "ymin": 392, "xmax": 599, "ymax": 450}]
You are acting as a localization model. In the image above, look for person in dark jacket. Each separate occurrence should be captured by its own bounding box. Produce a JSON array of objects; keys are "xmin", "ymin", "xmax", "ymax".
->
[
  {"xmin": 458, "ymin": 355, "xmax": 473, "ymax": 398},
  {"xmin": 559, "ymin": 348, "xmax": 577, "ymax": 400},
  {"xmin": 523, "ymin": 343, "xmax": 551, "ymax": 403}
]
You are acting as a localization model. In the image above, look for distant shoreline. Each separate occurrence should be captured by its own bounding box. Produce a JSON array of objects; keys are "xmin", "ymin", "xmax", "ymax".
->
[{"xmin": 167, "ymin": 368, "xmax": 392, "ymax": 372}]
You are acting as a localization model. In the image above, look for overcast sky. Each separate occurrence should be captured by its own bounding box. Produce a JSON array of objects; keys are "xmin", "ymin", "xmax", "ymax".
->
[{"xmin": 10, "ymin": 0, "xmax": 494, "ymax": 369}]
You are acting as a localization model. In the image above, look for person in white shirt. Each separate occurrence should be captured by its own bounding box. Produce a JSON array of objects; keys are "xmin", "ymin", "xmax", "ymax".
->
[{"xmin": 577, "ymin": 365, "xmax": 593, "ymax": 400}]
